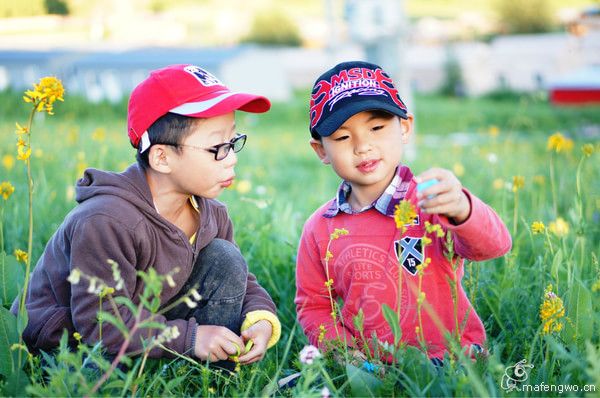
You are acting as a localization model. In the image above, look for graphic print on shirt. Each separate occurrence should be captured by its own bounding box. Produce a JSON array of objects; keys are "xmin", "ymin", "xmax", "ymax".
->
[
  {"xmin": 394, "ymin": 236, "xmax": 424, "ymax": 275},
  {"xmin": 333, "ymin": 243, "xmax": 411, "ymax": 337}
]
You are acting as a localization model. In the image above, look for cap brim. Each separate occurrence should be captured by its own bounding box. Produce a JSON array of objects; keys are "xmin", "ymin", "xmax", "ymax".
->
[
  {"xmin": 315, "ymin": 99, "xmax": 408, "ymax": 137},
  {"xmin": 169, "ymin": 90, "xmax": 271, "ymax": 117}
]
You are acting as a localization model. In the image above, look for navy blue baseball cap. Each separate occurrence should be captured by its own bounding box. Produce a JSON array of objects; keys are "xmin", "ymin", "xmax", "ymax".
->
[{"xmin": 309, "ymin": 61, "xmax": 408, "ymax": 138}]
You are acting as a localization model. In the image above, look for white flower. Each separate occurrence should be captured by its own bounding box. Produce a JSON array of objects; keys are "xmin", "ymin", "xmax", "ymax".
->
[
  {"xmin": 299, "ymin": 344, "xmax": 321, "ymax": 365},
  {"xmin": 67, "ymin": 269, "xmax": 81, "ymax": 285},
  {"xmin": 184, "ymin": 297, "xmax": 197, "ymax": 308},
  {"xmin": 321, "ymin": 386, "xmax": 331, "ymax": 398},
  {"xmin": 190, "ymin": 288, "xmax": 202, "ymax": 301}
]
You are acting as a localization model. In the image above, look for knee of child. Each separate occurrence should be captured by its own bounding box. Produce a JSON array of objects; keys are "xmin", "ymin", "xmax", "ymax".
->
[{"xmin": 204, "ymin": 238, "xmax": 248, "ymax": 277}]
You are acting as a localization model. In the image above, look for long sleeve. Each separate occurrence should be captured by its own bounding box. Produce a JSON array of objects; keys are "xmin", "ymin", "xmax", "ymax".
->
[
  {"xmin": 295, "ymin": 226, "xmax": 354, "ymax": 347},
  {"xmin": 69, "ymin": 215, "xmax": 196, "ymax": 358},
  {"xmin": 437, "ymin": 189, "xmax": 512, "ymax": 261}
]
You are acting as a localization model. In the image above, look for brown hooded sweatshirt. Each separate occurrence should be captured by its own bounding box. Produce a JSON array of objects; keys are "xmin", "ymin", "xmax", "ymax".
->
[{"xmin": 11, "ymin": 163, "xmax": 276, "ymax": 357}]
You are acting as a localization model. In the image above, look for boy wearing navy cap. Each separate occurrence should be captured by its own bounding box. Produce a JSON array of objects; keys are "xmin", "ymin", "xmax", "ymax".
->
[
  {"xmin": 295, "ymin": 61, "xmax": 511, "ymax": 361},
  {"xmin": 13, "ymin": 64, "xmax": 280, "ymax": 366}
]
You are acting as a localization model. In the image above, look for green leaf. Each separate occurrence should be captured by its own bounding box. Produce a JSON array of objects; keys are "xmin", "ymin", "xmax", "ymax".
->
[
  {"xmin": 381, "ymin": 303, "xmax": 402, "ymax": 346},
  {"xmin": 564, "ymin": 279, "xmax": 593, "ymax": 346},
  {"xmin": 0, "ymin": 251, "xmax": 25, "ymax": 306},
  {"xmin": 550, "ymin": 249, "xmax": 563, "ymax": 284},
  {"xmin": 345, "ymin": 363, "xmax": 383, "ymax": 397},
  {"xmin": 1, "ymin": 368, "xmax": 29, "ymax": 397},
  {"xmin": 0, "ymin": 306, "xmax": 19, "ymax": 377}
]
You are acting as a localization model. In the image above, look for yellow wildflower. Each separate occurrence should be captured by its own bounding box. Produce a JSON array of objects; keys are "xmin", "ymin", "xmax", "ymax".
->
[
  {"xmin": 488, "ymin": 125, "xmax": 499, "ymax": 138},
  {"xmin": 0, "ymin": 181, "xmax": 15, "ymax": 200},
  {"xmin": 23, "ymin": 76, "xmax": 65, "ymax": 115},
  {"xmin": 91, "ymin": 127, "xmax": 106, "ymax": 142},
  {"xmin": 493, "ymin": 178, "xmax": 504, "ymax": 190},
  {"xmin": 548, "ymin": 217, "xmax": 569, "ymax": 238},
  {"xmin": 15, "ymin": 122, "xmax": 28, "ymax": 136},
  {"xmin": 453, "ymin": 163, "xmax": 465, "ymax": 177},
  {"xmin": 324, "ymin": 250, "xmax": 333, "ymax": 262},
  {"xmin": 394, "ymin": 200, "xmax": 417, "ymax": 230},
  {"xmin": 2, "ymin": 155, "xmax": 15, "ymax": 171},
  {"xmin": 236, "ymin": 180, "xmax": 252, "ymax": 194},
  {"xmin": 417, "ymin": 291, "xmax": 426, "ymax": 304},
  {"xmin": 330, "ymin": 228, "xmax": 349, "ymax": 240},
  {"xmin": 76, "ymin": 161, "xmax": 88, "ymax": 177},
  {"xmin": 324, "ymin": 279, "xmax": 334, "ymax": 288},
  {"xmin": 512, "ymin": 175, "xmax": 525, "ymax": 192},
  {"xmin": 318, "ymin": 324, "xmax": 327, "ymax": 343},
  {"xmin": 14, "ymin": 249, "xmax": 28, "ymax": 263},
  {"xmin": 531, "ymin": 221, "xmax": 545, "ymax": 235},
  {"xmin": 73, "ymin": 332, "xmax": 82, "ymax": 342},
  {"xmin": 582, "ymin": 144, "xmax": 594, "ymax": 157},
  {"xmin": 547, "ymin": 132, "xmax": 574, "ymax": 153},
  {"xmin": 533, "ymin": 175, "xmax": 546, "ymax": 186},
  {"xmin": 540, "ymin": 284, "xmax": 565, "ymax": 335}
]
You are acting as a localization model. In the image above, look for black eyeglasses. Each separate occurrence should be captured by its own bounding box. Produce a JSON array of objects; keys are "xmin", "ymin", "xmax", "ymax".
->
[{"xmin": 167, "ymin": 134, "xmax": 247, "ymax": 161}]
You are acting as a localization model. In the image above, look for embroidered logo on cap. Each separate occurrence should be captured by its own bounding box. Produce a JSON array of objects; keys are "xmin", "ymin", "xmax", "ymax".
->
[
  {"xmin": 310, "ymin": 66, "xmax": 407, "ymax": 130},
  {"xmin": 184, "ymin": 65, "xmax": 222, "ymax": 87}
]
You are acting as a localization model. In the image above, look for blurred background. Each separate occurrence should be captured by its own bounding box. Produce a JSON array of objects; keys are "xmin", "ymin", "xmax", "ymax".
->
[{"xmin": 1, "ymin": 0, "xmax": 600, "ymax": 106}]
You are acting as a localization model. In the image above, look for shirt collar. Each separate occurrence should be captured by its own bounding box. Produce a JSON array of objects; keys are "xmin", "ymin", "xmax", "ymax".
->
[{"xmin": 323, "ymin": 165, "xmax": 414, "ymax": 218}]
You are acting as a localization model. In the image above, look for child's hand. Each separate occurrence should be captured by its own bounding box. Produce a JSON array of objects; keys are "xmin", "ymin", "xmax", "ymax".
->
[
  {"xmin": 416, "ymin": 168, "xmax": 471, "ymax": 224},
  {"xmin": 194, "ymin": 325, "xmax": 245, "ymax": 362},
  {"xmin": 238, "ymin": 320, "xmax": 272, "ymax": 364}
]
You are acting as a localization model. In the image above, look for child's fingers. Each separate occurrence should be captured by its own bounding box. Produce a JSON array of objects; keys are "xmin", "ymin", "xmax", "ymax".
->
[{"xmin": 238, "ymin": 342, "xmax": 264, "ymax": 363}]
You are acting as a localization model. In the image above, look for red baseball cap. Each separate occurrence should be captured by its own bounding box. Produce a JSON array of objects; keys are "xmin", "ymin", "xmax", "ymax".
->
[{"xmin": 127, "ymin": 64, "xmax": 271, "ymax": 152}]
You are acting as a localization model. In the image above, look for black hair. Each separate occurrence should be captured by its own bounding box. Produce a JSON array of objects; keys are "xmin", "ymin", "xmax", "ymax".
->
[
  {"xmin": 311, "ymin": 109, "xmax": 397, "ymax": 141},
  {"xmin": 135, "ymin": 112, "xmax": 201, "ymax": 170}
]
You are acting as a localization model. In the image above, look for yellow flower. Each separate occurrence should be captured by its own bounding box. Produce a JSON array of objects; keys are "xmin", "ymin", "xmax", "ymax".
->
[
  {"xmin": 324, "ymin": 279, "xmax": 334, "ymax": 288},
  {"xmin": 546, "ymin": 132, "xmax": 573, "ymax": 153},
  {"xmin": 15, "ymin": 122, "xmax": 29, "ymax": 136},
  {"xmin": 324, "ymin": 250, "xmax": 333, "ymax": 262},
  {"xmin": 14, "ymin": 249, "xmax": 28, "ymax": 263},
  {"xmin": 533, "ymin": 175, "xmax": 546, "ymax": 186},
  {"xmin": 488, "ymin": 125, "xmax": 499, "ymax": 138},
  {"xmin": 2, "ymin": 155, "xmax": 15, "ymax": 171},
  {"xmin": 531, "ymin": 221, "xmax": 545, "ymax": 234},
  {"xmin": 548, "ymin": 217, "xmax": 569, "ymax": 238},
  {"xmin": 394, "ymin": 200, "xmax": 417, "ymax": 230},
  {"xmin": 318, "ymin": 324, "xmax": 327, "ymax": 343},
  {"xmin": 540, "ymin": 284, "xmax": 565, "ymax": 335},
  {"xmin": 582, "ymin": 144, "xmax": 594, "ymax": 157},
  {"xmin": 72, "ymin": 332, "xmax": 82, "ymax": 342},
  {"xmin": 493, "ymin": 178, "xmax": 504, "ymax": 190},
  {"xmin": 453, "ymin": 163, "xmax": 465, "ymax": 177},
  {"xmin": 0, "ymin": 181, "xmax": 15, "ymax": 200},
  {"xmin": 24, "ymin": 76, "xmax": 65, "ymax": 115},
  {"xmin": 91, "ymin": 127, "xmax": 106, "ymax": 142},
  {"xmin": 512, "ymin": 175, "xmax": 525, "ymax": 192},
  {"xmin": 330, "ymin": 228, "xmax": 349, "ymax": 240},
  {"xmin": 76, "ymin": 161, "xmax": 88, "ymax": 177},
  {"xmin": 236, "ymin": 180, "xmax": 252, "ymax": 194}
]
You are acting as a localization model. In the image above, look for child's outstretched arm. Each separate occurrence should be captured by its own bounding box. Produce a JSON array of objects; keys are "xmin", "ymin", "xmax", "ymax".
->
[
  {"xmin": 416, "ymin": 167, "xmax": 512, "ymax": 260},
  {"xmin": 415, "ymin": 168, "xmax": 471, "ymax": 224}
]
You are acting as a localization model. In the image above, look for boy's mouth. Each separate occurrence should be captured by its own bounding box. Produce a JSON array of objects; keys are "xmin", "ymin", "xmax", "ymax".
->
[
  {"xmin": 357, "ymin": 159, "xmax": 380, "ymax": 173},
  {"xmin": 221, "ymin": 176, "xmax": 235, "ymax": 187}
]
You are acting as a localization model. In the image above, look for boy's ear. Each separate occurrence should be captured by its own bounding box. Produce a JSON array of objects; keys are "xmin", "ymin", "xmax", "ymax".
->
[
  {"xmin": 147, "ymin": 145, "xmax": 172, "ymax": 173},
  {"xmin": 400, "ymin": 114, "xmax": 414, "ymax": 144},
  {"xmin": 309, "ymin": 138, "xmax": 331, "ymax": 165}
]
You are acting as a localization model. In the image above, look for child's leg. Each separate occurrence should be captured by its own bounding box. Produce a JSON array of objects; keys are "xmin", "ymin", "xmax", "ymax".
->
[{"xmin": 164, "ymin": 238, "xmax": 247, "ymax": 334}]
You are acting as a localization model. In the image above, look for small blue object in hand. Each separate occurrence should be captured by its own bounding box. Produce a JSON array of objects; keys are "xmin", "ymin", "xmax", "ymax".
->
[{"xmin": 417, "ymin": 178, "xmax": 439, "ymax": 199}]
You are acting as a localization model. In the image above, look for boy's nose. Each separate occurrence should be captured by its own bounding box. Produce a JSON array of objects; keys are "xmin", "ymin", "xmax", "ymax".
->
[
  {"xmin": 354, "ymin": 138, "xmax": 372, "ymax": 155},
  {"xmin": 223, "ymin": 148, "xmax": 238, "ymax": 167}
]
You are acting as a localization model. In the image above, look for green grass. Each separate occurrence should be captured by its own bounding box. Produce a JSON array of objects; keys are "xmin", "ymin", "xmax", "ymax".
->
[{"xmin": 1, "ymin": 88, "xmax": 599, "ymax": 396}]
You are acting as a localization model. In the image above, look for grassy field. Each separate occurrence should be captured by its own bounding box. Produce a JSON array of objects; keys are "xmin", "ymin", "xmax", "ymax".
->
[{"xmin": 0, "ymin": 87, "xmax": 599, "ymax": 396}]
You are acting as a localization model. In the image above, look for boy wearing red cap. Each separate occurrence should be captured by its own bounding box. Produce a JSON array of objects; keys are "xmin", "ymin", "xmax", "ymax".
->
[
  {"xmin": 295, "ymin": 61, "xmax": 511, "ymax": 362},
  {"xmin": 13, "ymin": 64, "xmax": 280, "ymax": 367}
]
